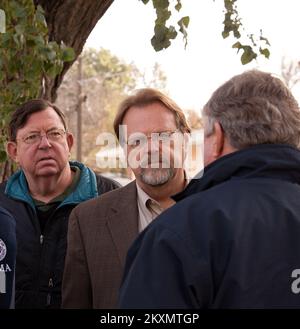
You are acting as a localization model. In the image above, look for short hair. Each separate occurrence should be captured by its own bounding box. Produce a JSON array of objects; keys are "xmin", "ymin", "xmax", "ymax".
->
[
  {"xmin": 203, "ymin": 70, "xmax": 300, "ymax": 149},
  {"xmin": 8, "ymin": 99, "xmax": 67, "ymax": 141},
  {"xmin": 113, "ymin": 88, "xmax": 191, "ymax": 141}
]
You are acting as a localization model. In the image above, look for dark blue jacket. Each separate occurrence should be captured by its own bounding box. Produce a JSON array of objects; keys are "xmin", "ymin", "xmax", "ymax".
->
[
  {"xmin": 119, "ymin": 144, "xmax": 300, "ymax": 308},
  {"xmin": 0, "ymin": 207, "xmax": 16, "ymax": 309},
  {"xmin": 0, "ymin": 161, "xmax": 119, "ymax": 309}
]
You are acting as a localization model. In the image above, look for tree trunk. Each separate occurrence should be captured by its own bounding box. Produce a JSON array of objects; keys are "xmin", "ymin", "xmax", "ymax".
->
[{"xmin": 34, "ymin": 0, "xmax": 114, "ymax": 101}]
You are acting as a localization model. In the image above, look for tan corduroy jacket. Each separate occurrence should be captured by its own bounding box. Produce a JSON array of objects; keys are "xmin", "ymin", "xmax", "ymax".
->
[{"xmin": 62, "ymin": 181, "xmax": 138, "ymax": 309}]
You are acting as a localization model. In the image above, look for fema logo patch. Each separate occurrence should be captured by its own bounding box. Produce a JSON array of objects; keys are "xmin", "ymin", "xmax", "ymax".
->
[{"xmin": 0, "ymin": 239, "xmax": 7, "ymax": 262}]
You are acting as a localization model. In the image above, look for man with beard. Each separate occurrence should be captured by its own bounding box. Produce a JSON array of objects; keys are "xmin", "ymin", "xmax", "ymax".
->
[{"xmin": 62, "ymin": 88, "xmax": 191, "ymax": 308}]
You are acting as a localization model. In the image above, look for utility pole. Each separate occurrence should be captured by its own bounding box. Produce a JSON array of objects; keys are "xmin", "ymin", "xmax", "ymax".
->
[{"xmin": 76, "ymin": 56, "xmax": 83, "ymax": 162}]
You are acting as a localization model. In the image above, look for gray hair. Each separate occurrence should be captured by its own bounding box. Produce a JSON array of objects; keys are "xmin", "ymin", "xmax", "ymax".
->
[{"xmin": 203, "ymin": 70, "xmax": 300, "ymax": 149}]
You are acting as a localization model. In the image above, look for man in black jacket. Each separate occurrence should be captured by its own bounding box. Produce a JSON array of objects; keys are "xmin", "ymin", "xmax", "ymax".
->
[
  {"xmin": 0, "ymin": 207, "xmax": 16, "ymax": 309},
  {"xmin": 0, "ymin": 99, "xmax": 119, "ymax": 308},
  {"xmin": 119, "ymin": 70, "xmax": 300, "ymax": 308}
]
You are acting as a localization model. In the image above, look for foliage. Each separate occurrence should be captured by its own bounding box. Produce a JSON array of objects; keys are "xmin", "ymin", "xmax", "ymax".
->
[
  {"xmin": 141, "ymin": 62, "xmax": 167, "ymax": 91},
  {"xmin": 56, "ymin": 47, "xmax": 168, "ymax": 170},
  {"xmin": 140, "ymin": 0, "xmax": 270, "ymax": 65},
  {"xmin": 141, "ymin": 0, "xmax": 189, "ymax": 51},
  {"xmin": 82, "ymin": 48, "xmax": 140, "ymax": 92},
  {"xmin": 226, "ymin": 0, "xmax": 270, "ymax": 65},
  {"xmin": 0, "ymin": 0, "xmax": 75, "ymax": 164}
]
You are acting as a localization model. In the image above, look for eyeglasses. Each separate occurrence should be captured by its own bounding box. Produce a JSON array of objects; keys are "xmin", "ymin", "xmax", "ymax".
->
[
  {"xmin": 18, "ymin": 128, "xmax": 67, "ymax": 145},
  {"xmin": 126, "ymin": 130, "xmax": 180, "ymax": 147}
]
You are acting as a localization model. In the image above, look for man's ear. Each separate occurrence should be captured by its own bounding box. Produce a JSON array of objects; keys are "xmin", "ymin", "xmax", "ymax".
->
[
  {"xmin": 66, "ymin": 132, "xmax": 74, "ymax": 152},
  {"xmin": 212, "ymin": 121, "xmax": 225, "ymax": 158},
  {"xmin": 6, "ymin": 141, "xmax": 18, "ymax": 163}
]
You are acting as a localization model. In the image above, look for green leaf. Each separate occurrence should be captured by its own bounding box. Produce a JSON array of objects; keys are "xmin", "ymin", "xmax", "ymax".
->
[
  {"xmin": 153, "ymin": 23, "xmax": 168, "ymax": 42},
  {"xmin": 260, "ymin": 35, "xmax": 271, "ymax": 46},
  {"xmin": 178, "ymin": 16, "xmax": 189, "ymax": 48},
  {"xmin": 232, "ymin": 41, "xmax": 242, "ymax": 49},
  {"xmin": 140, "ymin": 0, "xmax": 150, "ymax": 4},
  {"xmin": 233, "ymin": 29, "xmax": 241, "ymax": 38},
  {"xmin": 222, "ymin": 30, "xmax": 229, "ymax": 39},
  {"xmin": 241, "ymin": 47, "xmax": 257, "ymax": 65},
  {"xmin": 153, "ymin": 0, "xmax": 169, "ymax": 10},
  {"xmin": 259, "ymin": 47, "xmax": 270, "ymax": 59},
  {"xmin": 45, "ymin": 62, "xmax": 61, "ymax": 78},
  {"xmin": 46, "ymin": 49, "xmax": 57, "ymax": 61},
  {"xmin": 178, "ymin": 16, "xmax": 189, "ymax": 28},
  {"xmin": 155, "ymin": 9, "xmax": 171, "ymax": 24},
  {"xmin": 0, "ymin": 150, "xmax": 7, "ymax": 162},
  {"xmin": 61, "ymin": 47, "xmax": 75, "ymax": 62},
  {"xmin": 30, "ymin": 35, "xmax": 45, "ymax": 46},
  {"xmin": 13, "ymin": 3, "xmax": 27, "ymax": 18},
  {"xmin": 167, "ymin": 26, "xmax": 177, "ymax": 40},
  {"xmin": 175, "ymin": 1, "xmax": 182, "ymax": 11}
]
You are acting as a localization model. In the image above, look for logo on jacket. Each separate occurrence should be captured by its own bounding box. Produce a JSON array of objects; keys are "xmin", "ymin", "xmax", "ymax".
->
[
  {"xmin": 291, "ymin": 269, "xmax": 300, "ymax": 294},
  {"xmin": 0, "ymin": 239, "xmax": 7, "ymax": 262}
]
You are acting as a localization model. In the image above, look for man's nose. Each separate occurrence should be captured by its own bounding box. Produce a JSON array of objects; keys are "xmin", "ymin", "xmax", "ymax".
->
[
  {"xmin": 148, "ymin": 137, "xmax": 160, "ymax": 152},
  {"xmin": 38, "ymin": 135, "xmax": 52, "ymax": 148}
]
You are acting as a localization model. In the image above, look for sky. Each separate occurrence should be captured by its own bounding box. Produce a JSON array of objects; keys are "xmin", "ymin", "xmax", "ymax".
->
[{"xmin": 85, "ymin": 0, "xmax": 300, "ymax": 112}]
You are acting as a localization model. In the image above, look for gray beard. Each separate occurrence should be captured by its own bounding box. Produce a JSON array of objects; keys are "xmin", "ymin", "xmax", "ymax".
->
[{"xmin": 140, "ymin": 167, "xmax": 174, "ymax": 186}]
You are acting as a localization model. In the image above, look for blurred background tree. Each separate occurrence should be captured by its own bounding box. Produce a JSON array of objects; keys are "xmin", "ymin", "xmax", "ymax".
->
[
  {"xmin": 0, "ymin": 0, "xmax": 271, "ymax": 182},
  {"xmin": 0, "ymin": 0, "xmax": 74, "ymax": 180},
  {"xmin": 56, "ymin": 47, "xmax": 168, "ymax": 171}
]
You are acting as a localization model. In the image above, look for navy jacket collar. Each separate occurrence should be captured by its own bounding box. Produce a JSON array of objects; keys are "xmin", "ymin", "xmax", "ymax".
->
[{"xmin": 174, "ymin": 144, "xmax": 300, "ymax": 202}]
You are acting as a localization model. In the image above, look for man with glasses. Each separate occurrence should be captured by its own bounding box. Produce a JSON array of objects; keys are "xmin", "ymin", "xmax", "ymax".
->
[
  {"xmin": 0, "ymin": 99, "xmax": 120, "ymax": 308},
  {"xmin": 62, "ymin": 88, "xmax": 191, "ymax": 308}
]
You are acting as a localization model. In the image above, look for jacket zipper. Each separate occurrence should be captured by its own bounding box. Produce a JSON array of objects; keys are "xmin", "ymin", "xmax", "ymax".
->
[{"xmin": 47, "ymin": 278, "xmax": 53, "ymax": 306}]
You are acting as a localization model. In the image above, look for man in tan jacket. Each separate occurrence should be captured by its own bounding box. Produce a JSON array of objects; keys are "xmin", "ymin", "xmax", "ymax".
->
[{"xmin": 62, "ymin": 88, "xmax": 191, "ymax": 308}]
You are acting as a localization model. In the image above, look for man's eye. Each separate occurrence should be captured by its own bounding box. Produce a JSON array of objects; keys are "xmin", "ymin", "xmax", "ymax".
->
[
  {"xmin": 49, "ymin": 131, "xmax": 61, "ymax": 138},
  {"xmin": 159, "ymin": 132, "xmax": 171, "ymax": 139},
  {"xmin": 25, "ymin": 134, "xmax": 39, "ymax": 142}
]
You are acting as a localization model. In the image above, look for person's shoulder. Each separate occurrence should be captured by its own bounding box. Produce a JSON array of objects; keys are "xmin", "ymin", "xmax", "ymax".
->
[
  {"xmin": 0, "ymin": 180, "xmax": 7, "ymax": 194},
  {"xmin": 72, "ymin": 181, "xmax": 136, "ymax": 216},
  {"xmin": 0, "ymin": 207, "xmax": 15, "ymax": 233},
  {"xmin": 147, "ymin": 183, "xmax": 228, "ymax": 235},
  {"xmin": 151, "ymin": 177, "xmax": 264, "ymax": 237},
  {"xmin": 0, "ymin": 206, "xmax": 13, "ymax": 218},
  {"xmin": 94, "ymin": 173, "xmax": 121, "ymax": 193},
  {"xmin": 98, "ymin": 179, "xmax": 136, "ymax": 199}
]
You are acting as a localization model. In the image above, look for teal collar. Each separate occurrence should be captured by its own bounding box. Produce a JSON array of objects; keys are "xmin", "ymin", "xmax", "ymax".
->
[{"xmin": 5, "ymin": 161, "xmax": 98, "ymax": 211}]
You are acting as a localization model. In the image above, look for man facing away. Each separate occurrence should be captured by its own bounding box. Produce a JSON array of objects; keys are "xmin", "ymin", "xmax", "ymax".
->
[
  {"xmin": 119, "ymin": 70, "xmax": 300, "ymax": 308},
  {"xmin": 0, "ymin": 99, "xmax": 119, "ymax": 308},
  {"xmin": 62, "ymin": 88, "xmax": 191, "ymax": 308}
]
